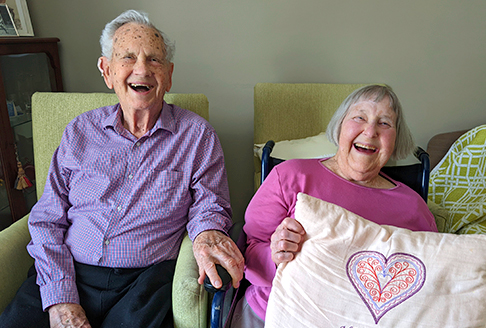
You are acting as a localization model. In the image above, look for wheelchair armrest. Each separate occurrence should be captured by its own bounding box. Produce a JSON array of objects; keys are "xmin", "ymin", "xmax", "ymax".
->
[
  {"xmin": 413, "ymin": 146, "xmax": 430, "ymax": 201},
  {"xmin": 261, "ymin": 140, "xmax": 276, "ymax": 185},
  {"xmin": 414, "ymin": 146, "xmax": 429, "ymax": 162},
  {"xmin": 207, "ymin": 227, "xmax": 249, "ymax": 328}
]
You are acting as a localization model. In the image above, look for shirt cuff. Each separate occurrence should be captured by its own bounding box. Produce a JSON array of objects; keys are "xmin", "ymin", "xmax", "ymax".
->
[
  {"xmin": 187, "ymin": 214, "xmax": 233, "ymax": 241},
  {"xmin": 39, "ymin": 279, "xmax": 79, "ymax": 311}
]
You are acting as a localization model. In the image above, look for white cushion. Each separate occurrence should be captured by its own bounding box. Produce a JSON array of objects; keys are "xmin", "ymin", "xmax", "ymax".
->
[
  {"xmin": 254, "ymin": 132, "xmax": 337, "ymax": 160},
  {"xmin": 266, "ymin": 193, "xmax": 486, "ymax": 328}
]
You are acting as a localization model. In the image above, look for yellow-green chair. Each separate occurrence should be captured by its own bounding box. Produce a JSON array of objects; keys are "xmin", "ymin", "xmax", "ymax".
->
[{"xmin": 0, "ymin": 92, "xmax": 210, "ymax": 328}]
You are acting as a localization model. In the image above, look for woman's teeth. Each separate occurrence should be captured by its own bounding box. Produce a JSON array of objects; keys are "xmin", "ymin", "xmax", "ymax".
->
[{"xmin": 354, "ymin": 143, "xmax": 377, "ymax": 152}]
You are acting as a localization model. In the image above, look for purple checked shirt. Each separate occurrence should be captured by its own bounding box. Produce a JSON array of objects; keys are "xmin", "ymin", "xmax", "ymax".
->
[{"xmin": 27, "ymin": 101, "xmax": 232, "ymax": 310}]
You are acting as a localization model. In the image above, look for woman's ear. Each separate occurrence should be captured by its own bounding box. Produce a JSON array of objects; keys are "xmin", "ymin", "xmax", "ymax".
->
[{"xmin": 97, "ymin": 56, "xmax": 114, "ymax": 89}]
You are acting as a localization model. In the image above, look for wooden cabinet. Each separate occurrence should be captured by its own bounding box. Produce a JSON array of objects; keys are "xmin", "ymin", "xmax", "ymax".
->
[{"xmin": 0, "ymin": 37, "xmax": 63, "ymax": 230}]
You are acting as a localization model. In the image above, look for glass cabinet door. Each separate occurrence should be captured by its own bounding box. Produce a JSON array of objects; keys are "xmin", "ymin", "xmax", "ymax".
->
[
  {"xmin": 0, "ymin": 169, "xmax": 10, "ymax": 231},
  {"xmin": 0, "ymin": 52, "xmax": 56, "ymax": 229}
]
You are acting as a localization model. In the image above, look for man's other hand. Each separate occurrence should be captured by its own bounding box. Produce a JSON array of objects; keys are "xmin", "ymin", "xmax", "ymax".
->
[
  {"xmin": 193, "ymin": 230, "xmax": 244, "ymax": 289},
  {"xmin": 48, "ymin": 303, "xmax": 91, "ymax": 328}
]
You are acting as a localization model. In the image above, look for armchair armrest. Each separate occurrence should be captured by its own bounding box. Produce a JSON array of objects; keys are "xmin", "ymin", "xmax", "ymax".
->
[
  {"xmin": 0, "ymin": 215, "xmax": 34, "ymax": 314},
  {"xmin": 173, "ymin": 233, "xmax": 208, "ymax": 328}
]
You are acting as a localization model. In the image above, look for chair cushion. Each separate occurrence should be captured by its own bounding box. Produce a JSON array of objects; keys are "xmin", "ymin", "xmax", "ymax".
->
[
  {"xmin": 265, "ymin": 193, "xmax": 486, "ymax": 328},
  {"xmin": 253, "ymin": 132, "xmax": 337, "ymax": 161},
  {"xmin": 428, "ymin": 124, "xmax": 486, "ymax": 234}
]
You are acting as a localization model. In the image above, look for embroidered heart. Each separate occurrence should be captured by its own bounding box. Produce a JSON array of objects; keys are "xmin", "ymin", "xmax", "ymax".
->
[{"xmin": 346, "ymin": 251, "xmax": 426, "ymax": 324}]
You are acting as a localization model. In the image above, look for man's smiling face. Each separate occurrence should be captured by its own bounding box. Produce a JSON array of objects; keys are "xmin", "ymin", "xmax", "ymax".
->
[{"xmin": 100, "ymin": 22, "xmax": 174, "ymax": 114}]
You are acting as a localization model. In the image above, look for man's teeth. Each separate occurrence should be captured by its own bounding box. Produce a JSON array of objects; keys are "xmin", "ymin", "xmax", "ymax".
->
[
  {"xmin": 129, "ymin": 83, "xmax": 152, "ymax": 90},
  {"xmin": 355, "ymin": 143, "xmax": 377, "ymax": 151}
]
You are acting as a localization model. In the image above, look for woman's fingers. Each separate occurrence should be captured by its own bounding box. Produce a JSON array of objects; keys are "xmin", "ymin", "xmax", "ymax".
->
[
  {"xmin": 270, "ymin": 218, "xmax": 306, "ymax": 266},
  {"xmin": 280, "ymin": 217, "xmax": 306, "ymax": 235}
]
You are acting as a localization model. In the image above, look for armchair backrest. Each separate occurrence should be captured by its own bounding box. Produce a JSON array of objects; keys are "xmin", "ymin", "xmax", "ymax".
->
[{"xmin": 31, "ymin": 92, "xmax": 209, "ymax": 198}]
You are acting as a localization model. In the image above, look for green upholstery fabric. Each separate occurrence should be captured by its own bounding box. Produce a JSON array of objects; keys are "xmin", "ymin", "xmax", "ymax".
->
[
  {"xmin": 31, "ymin": 92, "xmax": 119, "ymax": 197},
  {"xmin": 253, "ymin": 83, "xmax": 369, "ymax": 189},
  {"xmin": 0, "ymin": 215, "xmax": 32, "ymax": 314},
  {"xmin": 173, "ymin": 232, "xmax": 209, "ymax": 328},
  {"xmin": 253, "ymin": 83, "xmax": 369, "ymax": 144},
  {"xmin": 0, "ymin": 92, "xmax": 210, "ymax": 327}
]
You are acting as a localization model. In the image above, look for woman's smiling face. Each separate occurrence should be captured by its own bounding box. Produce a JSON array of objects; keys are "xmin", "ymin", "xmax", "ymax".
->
[{"xmin": 335, "ymin": 96, "xmax": 397, "ymax": 182}]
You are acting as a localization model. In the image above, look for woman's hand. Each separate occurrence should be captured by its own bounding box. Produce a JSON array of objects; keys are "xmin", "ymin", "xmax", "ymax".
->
[{"xmin": 270, "ymin": 218, "xmax": 306, "ymax": 266}]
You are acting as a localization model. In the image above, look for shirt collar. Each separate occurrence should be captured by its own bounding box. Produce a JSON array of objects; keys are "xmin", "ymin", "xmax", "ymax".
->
[{"xmin": 102, "ymin": 101, "xmax": 176, "ymax": 136}]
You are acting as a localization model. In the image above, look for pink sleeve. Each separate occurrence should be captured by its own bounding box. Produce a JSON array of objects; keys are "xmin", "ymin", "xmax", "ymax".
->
[{"xmin": 243, "ymin": 168, "xmax": 290, "ymax": 287}]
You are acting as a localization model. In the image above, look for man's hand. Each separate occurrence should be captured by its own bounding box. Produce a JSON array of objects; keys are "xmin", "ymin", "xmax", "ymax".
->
[
  {"xmin": 48, "ymin": 303, "xmax": 91, "ymax": 328},
  {"xmin": 193, "ymin": 230, "xmax": 244, "ymax": 289},
  {"xmin": 270, "ymin": 217, "xmax": 306, "ymax": 266}
]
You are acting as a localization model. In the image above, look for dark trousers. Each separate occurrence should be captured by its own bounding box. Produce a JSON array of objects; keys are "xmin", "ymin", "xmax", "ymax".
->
[{"xmin": 0, "ymin": 260, "xmax": 176, "ymax": 328}]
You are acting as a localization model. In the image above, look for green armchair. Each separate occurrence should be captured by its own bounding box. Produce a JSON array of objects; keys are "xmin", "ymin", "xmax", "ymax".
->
[{"xmin": 0, "ymin": 92, "xmax": 211, "ymax": 328}]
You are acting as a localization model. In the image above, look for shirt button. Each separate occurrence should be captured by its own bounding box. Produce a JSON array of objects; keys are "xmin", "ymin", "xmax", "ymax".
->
[
  {"xmin": 135, "ymin": 142, "xmax": 141, "ymax": 147},
  {"xmin": 128, "ymin": 174, "xmax": 133, "ymax": 179},
  {"xmin": 117, "ymin": 205, "xmax": 122, "ymax": 211},
  {"xmin": 104, "ymin": 239, "xmax": 110, "ymax": 245}
]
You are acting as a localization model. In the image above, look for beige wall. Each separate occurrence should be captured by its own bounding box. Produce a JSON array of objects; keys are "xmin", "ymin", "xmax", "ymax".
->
[{"xmin": 27, "ymin": 0, "xmax": 486, "ymax": 221}]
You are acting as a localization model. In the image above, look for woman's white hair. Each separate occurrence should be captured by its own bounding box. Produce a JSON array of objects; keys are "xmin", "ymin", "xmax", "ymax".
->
[
  {"xmin": 326, "ymin": 84, "xmax": 416, "ymax": 161},
  {"xmin": 99, "ymin": 9, "xmax": 175, "ymax": 62}
]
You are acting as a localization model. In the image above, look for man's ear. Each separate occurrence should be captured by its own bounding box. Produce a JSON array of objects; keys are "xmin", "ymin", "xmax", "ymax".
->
[
  {"xmin": 98, "ymin": 56, "xmax": 114, "ymax": 90},
  {"xmin": 165, "ymin": 63, "xmax": 174, "ymax": 93}
]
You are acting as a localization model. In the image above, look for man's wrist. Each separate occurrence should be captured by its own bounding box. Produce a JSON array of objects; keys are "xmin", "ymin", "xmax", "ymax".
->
[{"xmin": 40, "ymin": 279, "xmax": 79, "ymax": 311}]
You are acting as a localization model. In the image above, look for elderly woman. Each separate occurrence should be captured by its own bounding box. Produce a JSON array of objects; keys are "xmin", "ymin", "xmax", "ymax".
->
[{"xmin": 231, "ymin": 85, "xmax": 438, "ymax": 328}]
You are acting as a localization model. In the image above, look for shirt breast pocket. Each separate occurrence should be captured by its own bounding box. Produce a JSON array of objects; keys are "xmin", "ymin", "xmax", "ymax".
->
[{"xmin": 147, "ymin": 169, "xmax": 191, "ymax": 211}]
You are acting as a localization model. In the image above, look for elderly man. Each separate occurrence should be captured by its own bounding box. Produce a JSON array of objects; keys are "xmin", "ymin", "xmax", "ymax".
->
[{"xmin": 0, "ymin": 9, "xmax": 243, "ymax": 328}]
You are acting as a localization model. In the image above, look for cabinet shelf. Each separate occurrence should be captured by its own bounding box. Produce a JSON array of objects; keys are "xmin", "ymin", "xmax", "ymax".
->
[
  {"xmin": 10, "ymin": 114, "xmax": 32, "ymax": 127},
  {"xmin": 0, "ymin": 37, "xmax": 63, "ymax": 230}
]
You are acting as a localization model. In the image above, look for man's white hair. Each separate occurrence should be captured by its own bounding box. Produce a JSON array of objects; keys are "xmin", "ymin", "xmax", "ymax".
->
[{"xmin": 99, "ymin": 9, "xmax": 175, "ymax": 62}]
